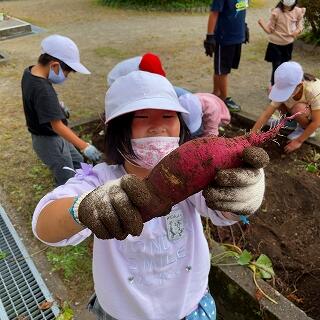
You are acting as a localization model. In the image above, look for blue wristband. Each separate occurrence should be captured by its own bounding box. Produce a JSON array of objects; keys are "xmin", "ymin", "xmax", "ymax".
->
[{"xmin": 68, "ymin": 197, "xmax": 80, "ymax": 224}]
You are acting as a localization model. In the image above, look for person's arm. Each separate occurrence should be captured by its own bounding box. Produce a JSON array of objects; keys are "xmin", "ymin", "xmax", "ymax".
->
[
  {"xmin": 291, "ymin": 7, "xmax": 306, "ymax": 38},
  {"xmin": 285, "ymin": 110, "xmax": 320, "ymax": 153},
  {"xmin": 252, "ymin": 103, "xmax": 278, "ymax": 132},
  {"xmin": 258, "ymin": 8, "xmax": 278, "ymax": 34},
  {"xmin": 207, "ymin": 11, "xmax": 219, "ymax": 34},
  {"xmin": 258, "ymin": 18, "xmax": 271, "ymax": 34},
  {"xmin": 36, "ymin": 197, "xmax": 84, "ymax": 243},
  {"xmin": 51, "ymin": 119, "xmax": 88, "ymax": 151}
]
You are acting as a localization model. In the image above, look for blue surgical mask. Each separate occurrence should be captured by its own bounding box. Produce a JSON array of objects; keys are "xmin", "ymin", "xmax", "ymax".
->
[{"xmin": 48, "ymin": 64, "xmax": 66, "ymax": 84}]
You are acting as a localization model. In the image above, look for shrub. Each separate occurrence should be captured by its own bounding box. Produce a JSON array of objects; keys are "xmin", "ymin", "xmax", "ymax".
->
[
  {"xmin": 299, "ymin": 0, "xmax": 320, "ymax": 43},
  {"xmin": 99, "ymin": 0, "xmax": 211, "ymax": 11}
]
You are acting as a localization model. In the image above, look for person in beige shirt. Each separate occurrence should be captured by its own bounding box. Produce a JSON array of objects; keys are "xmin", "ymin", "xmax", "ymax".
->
[
  {"xmin": 252, "ymin": 62, "xmax": 320, "ymax": 153},
  {"xmin": 258, "ymin": 0, "xmax": 305, "ymax": 86}
]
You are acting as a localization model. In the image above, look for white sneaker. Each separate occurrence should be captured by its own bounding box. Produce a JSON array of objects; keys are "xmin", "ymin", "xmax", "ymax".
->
[{"xmin": 287, "ymin": 126, "xmax": 316, "ymax": 140}]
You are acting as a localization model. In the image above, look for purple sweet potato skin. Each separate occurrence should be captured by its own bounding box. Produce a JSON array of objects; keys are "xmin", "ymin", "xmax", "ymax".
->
[{"xmin": 128, "ymin": 116, "xmax": 293, "ymax": 222}]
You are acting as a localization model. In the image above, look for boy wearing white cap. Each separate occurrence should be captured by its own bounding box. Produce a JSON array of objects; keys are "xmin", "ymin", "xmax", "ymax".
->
[
  {"xmin": 252, "ymin": 61, "xmax": 320, "ymax": 153},
  {"xmin": 21, "ymin": 34, "xmax": 101, "ymax": 186},
  {"xmin": 33, "ymin": 71, "xmax": 267, "ymax": 320}
]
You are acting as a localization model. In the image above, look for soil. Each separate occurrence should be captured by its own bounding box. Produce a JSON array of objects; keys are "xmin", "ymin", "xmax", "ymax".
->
[
  {"xmin": 82, "ymin": 119, "xmax": 320, "ymax": 320},
  {"xmin": 212, "ymin": 124, "xmax": 320, "ymax": 320}
]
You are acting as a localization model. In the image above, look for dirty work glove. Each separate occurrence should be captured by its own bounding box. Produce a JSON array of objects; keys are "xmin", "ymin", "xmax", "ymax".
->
[
  {"xmin": 244, "ymin": 23, "xmax": 250, "ymax": 44},
  {"xmin": 203, "ymin": 147, "xmax": 268, "ymax": 214},
  {"xmin": 60, "ymin": 101, "xmax": 70, "ymax": 119},
  {"xmin": 203, "ymin": 34, "xmax": 216, "ymax": 57},
  {"xmin": 82, "ymin": 144, "xmax": 102, "ymax": 162},
  {"xmin": 77, "ymin": 176, "xmax": 148, "ymax": 240}
]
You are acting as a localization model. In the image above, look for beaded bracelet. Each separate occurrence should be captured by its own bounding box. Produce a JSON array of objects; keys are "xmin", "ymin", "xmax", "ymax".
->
[{"xmin": 68, "ymin": 192, "xmax": 90, "ymax": 225}]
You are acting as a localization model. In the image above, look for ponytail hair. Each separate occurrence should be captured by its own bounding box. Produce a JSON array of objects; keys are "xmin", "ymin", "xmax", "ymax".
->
[{"xmin": 303, "ymin": 73, "xmax": 317, "ymax": 82}]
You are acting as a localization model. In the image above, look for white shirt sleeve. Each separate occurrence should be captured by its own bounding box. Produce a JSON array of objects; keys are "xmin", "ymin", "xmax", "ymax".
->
[{"xmin": 32, "ymin": 165, "xmax": 105, "ymax": 247}]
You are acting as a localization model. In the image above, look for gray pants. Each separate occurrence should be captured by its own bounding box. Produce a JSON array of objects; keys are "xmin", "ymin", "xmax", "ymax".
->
[{"xmin": 32, "ymin": 134, "xmax": 83, "ymax": 186}]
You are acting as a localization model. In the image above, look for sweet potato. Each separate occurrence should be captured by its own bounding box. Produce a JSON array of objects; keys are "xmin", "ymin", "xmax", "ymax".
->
[{"xmin": 122, "ymin": 115, "xmax": 298, "ymax": 222}]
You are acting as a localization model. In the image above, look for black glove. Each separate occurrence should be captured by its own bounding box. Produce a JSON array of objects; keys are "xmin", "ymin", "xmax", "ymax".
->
[
  {"xmin": 203, "ymin": 34, "xmax": 216, "ymax": 57},
  {"xmin": 244, "ymin": 23, "xmax": 249, "ymax": 44}
]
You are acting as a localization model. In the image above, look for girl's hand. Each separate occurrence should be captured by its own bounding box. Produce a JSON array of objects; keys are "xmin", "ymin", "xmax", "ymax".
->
[
  {"xmin": 202, "ymin": 147, "xmax": 268, "ymax": 215},
  {"xmin": 77, "ymin": 177, "xmax": 146, "ymax": 240},
  {"xmin": 284, "ymin": 139, "xmax": 302, "ymax": 153},
  {"xmin": 258, "ymin": 18, "xmax": 263, "ymax": 26}
]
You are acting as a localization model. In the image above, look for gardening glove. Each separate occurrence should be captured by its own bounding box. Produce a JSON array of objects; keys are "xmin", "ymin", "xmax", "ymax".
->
[
  {"xmin": 82, "ymin": 144, "xmax": 102, "ymax": 162},
  {"xmin": 77, "ymin": 176, "xmax": 146, "ymax": 240},
  {"xmin": 244, "ymin": 23, "xmax": 250, "ymax": 44},
  {"xmin": 203, "ymin": 147, "xmax": 268, "ymax": 214},
  {"xmin": 203, "ymin": 34, "xmax": 216, "ymax": 57},
  {"xmin": 60, "ymin": 101, "xmax": 70, "ymax": 119}
]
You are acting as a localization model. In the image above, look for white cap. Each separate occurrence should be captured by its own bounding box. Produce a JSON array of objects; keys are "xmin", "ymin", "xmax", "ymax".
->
[
  {"xmin": 269, "ymin": 61, "xmax": 303, "ymax": 102},
  {"xmin": 107, "ymin": 56, "xmax": 141, "ymax": 86},
  {"xmin": 105, "ymin": 71, "xmax": 188, "ymax": 123},
  {"xmin": 41, "ymin": 34, "xmax": 90, "ymax": 74},
  {"xmin": 178, "ymin": 93, "xmax": 202, "ymax": 133}
]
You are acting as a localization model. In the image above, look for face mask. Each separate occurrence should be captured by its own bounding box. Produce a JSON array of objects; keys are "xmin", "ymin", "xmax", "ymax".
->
[
  {"xmin": 48, "ymin": 64, "xmax": 66, "ymax": 84},
  {"xmin": 130, "ymin": 136, "xmax": 180, "ymax": 169},
  {"xmin": 282, "ymin": 0, "xmax": 295, "ymax": 7}
]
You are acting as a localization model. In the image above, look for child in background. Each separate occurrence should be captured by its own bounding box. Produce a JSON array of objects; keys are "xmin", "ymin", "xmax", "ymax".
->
[
  {"xmin": 258, "ymin": 0, "xmax": 305, "ymax": 86},
  {"xmin": 107, "ymin": 52, "xmax": 191, "ymax": 97},
  {"xmin": 252, "ymin": 61, "xmax": 320, "ymax": 153},
  {"xmin": 179, "ymin": 93, "xmax": 231, "ymax": 137},
  {"xmin": 21, "ymin": 35, "xmax": 101, "ymax": 186},
  {"xmin": 33, "ymin": 71, "xmax": 267, "ymax": 320}
]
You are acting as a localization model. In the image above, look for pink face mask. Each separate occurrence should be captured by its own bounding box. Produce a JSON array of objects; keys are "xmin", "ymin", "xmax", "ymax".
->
[{"xmin": 130, "ymin": 136, "xmax": 180, "ymax": 169}]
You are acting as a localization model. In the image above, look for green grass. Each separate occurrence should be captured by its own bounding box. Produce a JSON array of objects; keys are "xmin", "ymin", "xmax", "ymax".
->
[
  {"xmin": 47, "ymin": 240, "xmax": 93, "ymax": 292},
  {"xmin": 300, "ymin": 30, "xmax": 320, "ymax": 46},
  {"xmin": 249, "ymin": 0, "xmax": 268, "ymax": 9},
  {"xmin": 98, "ymin": 0, "xmax": 211, "ymax": 11},
  {"xmin": 94, "ymin": 46, "xmax": 128, "ymax": 59}
]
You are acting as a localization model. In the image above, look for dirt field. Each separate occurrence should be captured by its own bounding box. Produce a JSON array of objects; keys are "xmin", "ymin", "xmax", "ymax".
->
[
  {"xmin": 0, "ymin": 0, "xmax": 320, "ymax": 318},
  {"xmin": 206, "ymin": 124, "xmax": 320, "ymax": 320}
]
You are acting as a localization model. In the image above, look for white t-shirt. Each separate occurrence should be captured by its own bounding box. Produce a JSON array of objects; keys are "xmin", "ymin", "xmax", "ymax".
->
[{"xmin": 32, "ymin": 163, "xmax": 239, "ymax": 320}]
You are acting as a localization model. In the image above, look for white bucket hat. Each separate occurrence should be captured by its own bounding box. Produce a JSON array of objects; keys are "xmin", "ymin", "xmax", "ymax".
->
[
  {"xmin": 105, "ymin": 71, "xmax": 188, "ymax": 123},
  {"xmin": 269, "ymin": 61, "xmax": 303, "ymax": 102},
  {"xmin": 41, "ymin": 34, "xmax": 90, "ymax": 74}
]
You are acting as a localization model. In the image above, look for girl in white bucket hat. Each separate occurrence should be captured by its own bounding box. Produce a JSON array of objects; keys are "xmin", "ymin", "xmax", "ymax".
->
[
  {"xmin": 33, "ymin": 71, "xmax": 266, "ymax": 320},
  {"xmin": 252, "ymin": 61, "xmax": 320, "ymax": 153}
]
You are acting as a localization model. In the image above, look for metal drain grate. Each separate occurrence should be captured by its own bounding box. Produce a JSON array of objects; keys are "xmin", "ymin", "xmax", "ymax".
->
[{"xmin": 0, "ymin": 205, "xmax": 59, "ymax": 319}]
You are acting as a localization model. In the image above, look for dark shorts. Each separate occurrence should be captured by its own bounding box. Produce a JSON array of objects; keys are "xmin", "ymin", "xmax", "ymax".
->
[
  {"xmin": 264, "ymin": 42, "xmax": 293, "ymax": 63},
  {"xmin": 214, "ymin": 43, "xmax": 242, "ymax": 75}
]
